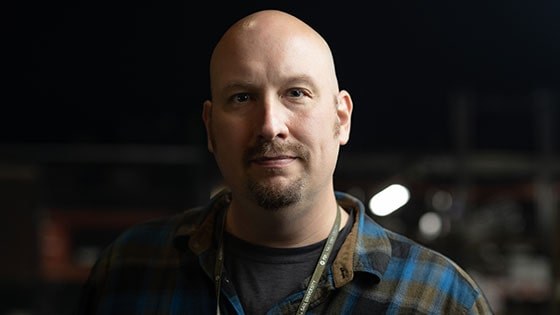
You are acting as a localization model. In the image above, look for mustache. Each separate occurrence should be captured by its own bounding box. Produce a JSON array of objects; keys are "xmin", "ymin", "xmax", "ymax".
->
[{"xmin": 244, "ymin": 140, "xmax": 309, "ymax": 164}]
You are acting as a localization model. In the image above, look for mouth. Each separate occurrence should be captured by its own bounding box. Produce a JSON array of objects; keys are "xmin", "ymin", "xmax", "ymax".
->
[
  {"xmin": 249, "ymin": 155, "xmax": 298, "ymax": 167},
  {"xmin": 245, "ymin": 140, "xmax": 309, "ymax": 169}
]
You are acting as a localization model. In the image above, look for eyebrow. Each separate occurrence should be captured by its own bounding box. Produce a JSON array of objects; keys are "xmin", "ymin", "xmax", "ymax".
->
[
  {"xmin": 284, "ymin": 74, "xmax": 318, "ymax": 91},
  {"xmin": 221, "ymin": 81, "xmax": 256, "ymax": 92},
  {"xmin": 221, "ymin": 74, "xmax": 318, "ymax": 92}
]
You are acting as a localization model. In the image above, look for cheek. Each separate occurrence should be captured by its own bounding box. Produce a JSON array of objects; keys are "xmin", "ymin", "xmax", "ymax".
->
[
  {"xmin": 294, "ymin": 109, "xmax": 338, "ymax": 142},
  {"xmin": 210, "ymin": 117, "xmax": 249, "ymax": 155},
  {"xmin": 211, "ymin": 127, "xmax": 244, "ymax": 179},
  {"xmin": 305, "ymin": 111, "xmax": 341, "ymax": 160}
]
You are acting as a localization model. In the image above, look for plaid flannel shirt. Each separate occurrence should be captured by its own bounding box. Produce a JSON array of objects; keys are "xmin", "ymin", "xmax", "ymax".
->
[{"xmin": 76, "ymin": 190, "xmax": 494, "ymax": 314}]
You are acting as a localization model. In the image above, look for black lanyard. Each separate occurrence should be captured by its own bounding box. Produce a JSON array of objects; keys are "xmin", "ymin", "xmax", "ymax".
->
[{"xmin": 214, "ymin": 206, "xmax": 342, "ymax": 315}]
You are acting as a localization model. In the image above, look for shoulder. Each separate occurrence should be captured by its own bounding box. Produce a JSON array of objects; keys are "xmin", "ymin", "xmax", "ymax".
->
[
  {"xmin": 371, "ymin": 221, "xmax": 491, "ymax": 313},
  {"xmin": 107, "ymin": 206, "xmax": 207, "ymax": 254},
  {"xmin": 335, "ymin": 191, "xmax": 493, "ymax": 313},
  {"xmin": 81, "ymin": 206, "xmax": 209, "ymax": 292},
  {"xmin": 103, "ymin": 189, "xmax": 232, "ymax": 260},
  {"xmin": 367, "ymin": 220, "xmax": 472, "ymax": 284}
]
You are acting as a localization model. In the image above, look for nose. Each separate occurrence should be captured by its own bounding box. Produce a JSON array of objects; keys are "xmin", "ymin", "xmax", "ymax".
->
[{"xmin": 256, "ymin": 97, "xmax": 289, "ymax": 141}]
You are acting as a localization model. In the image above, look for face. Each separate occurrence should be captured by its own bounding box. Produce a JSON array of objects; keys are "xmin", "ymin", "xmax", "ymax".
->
[{"xmin": 203, "ymin": 17, "xmax": 352, "ymax": 210}]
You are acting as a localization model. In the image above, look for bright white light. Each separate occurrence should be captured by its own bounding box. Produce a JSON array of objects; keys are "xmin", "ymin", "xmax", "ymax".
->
[
  {"xmin": 419, "ymin": 212, "xmax": 442, "ymax": 240},
  {"xmin": 369, "ymin": 184, "xmax": 410, "ymax": 216}
]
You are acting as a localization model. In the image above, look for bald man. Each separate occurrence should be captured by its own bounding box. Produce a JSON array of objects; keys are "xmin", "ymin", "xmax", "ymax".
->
[{"xmin": 77, "ymin": 10, "xmax": 494, "ymax": 315}]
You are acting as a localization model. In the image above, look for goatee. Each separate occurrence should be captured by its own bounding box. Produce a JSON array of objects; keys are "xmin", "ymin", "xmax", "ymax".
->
[
  {"xmin": 245, "ymin": 140, "xmax": 309, "ymax": 210},
  {"xmin": 247, "ymin": 176, "xmax": 304, "ymax": 210}
]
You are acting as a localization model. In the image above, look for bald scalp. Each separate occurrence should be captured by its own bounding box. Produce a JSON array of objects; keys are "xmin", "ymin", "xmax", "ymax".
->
[{"xmin": 209, "ymin": 9, "xmax": 339, "ymax": 99}]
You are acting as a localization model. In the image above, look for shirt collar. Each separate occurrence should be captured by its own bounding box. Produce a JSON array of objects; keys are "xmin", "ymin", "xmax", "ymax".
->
[
  {"xmin": 172, "ymin": 190, "xmax": 392, "ymax": 286},
  {"xmin": 332, "ymin": 191, "xmax": 391, "ymax": 287},
  {"xmin": 173, "ymin": 189, "xmax": 231, "ymax": 254}
]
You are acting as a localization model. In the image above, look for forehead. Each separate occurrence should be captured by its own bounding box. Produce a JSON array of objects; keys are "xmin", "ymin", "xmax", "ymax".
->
[{"xmin": 210, "ymin": 30, "xmax": 335, "ymax": 94}]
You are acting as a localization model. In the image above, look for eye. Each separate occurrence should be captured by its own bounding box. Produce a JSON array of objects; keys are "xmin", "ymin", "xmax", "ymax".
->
[
  {"xmin": 232, "ymin": 93, "xmax": 250, "ymax": 103},
  {"xmin": 287, "ymin": 88, "xmax": 306, "ymax": 98}
]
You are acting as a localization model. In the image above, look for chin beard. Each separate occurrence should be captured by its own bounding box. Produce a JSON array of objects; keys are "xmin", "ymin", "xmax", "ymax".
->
[{"xmin": 247, "ymin": 177, "xmax": 304, "ymax": 210}]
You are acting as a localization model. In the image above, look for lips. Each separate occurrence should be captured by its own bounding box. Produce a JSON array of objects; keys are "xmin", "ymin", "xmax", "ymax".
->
[
  {"xmin": 252, "ymin": 155, "xmax": 296, "ymax": 162},
  {"xmin": 250, "ymin": 155, "xmax": 297, "ymax": 166}
]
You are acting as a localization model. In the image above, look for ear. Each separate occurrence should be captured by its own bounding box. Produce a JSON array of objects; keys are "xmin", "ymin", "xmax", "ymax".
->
[
  {"xmin": 336, "ymin": 90, "xmax": 353, "ymax": 145},
  {"xmin": 202, "ymin": 100, "xmax": 214, "ymax": 153}
]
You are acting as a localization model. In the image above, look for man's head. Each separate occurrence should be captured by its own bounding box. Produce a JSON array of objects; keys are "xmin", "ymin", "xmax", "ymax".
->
[{"xmin": 202, "ymin": 10, "xmax": 352, "ymax": 210}]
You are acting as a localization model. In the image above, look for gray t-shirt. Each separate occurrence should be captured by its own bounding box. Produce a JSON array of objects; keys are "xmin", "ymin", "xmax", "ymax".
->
[{"xmin": 224, "ymin": 210, "xmax": 353, "ymax": 315}]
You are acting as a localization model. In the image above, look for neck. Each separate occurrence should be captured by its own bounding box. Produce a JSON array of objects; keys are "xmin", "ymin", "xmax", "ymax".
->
[{"xmin": 225, "ymin": 192, "xmax": 348, "ymax": 248}]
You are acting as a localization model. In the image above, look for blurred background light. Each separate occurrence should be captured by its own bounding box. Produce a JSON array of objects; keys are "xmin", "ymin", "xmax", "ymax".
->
[
  {"xmin": 418, "ymin": 211, "xmax": 443, "ymax": 240},
  {"xmin": 369, "ymin": 184, "xmax": 410, "ymax": 216},
  {"xmin": 431, "ymin": 189, "xmax": 453, "ymax": 212}
]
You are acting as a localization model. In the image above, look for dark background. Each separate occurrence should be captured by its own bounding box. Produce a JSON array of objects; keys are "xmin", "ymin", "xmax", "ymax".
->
[
  {"xmin": 5, "ymin": 1, "xmax": 559, "ymax": 151},
  {"xmin": 2, "ymin": 1, "xmax": 559, "ymax": 314}
]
